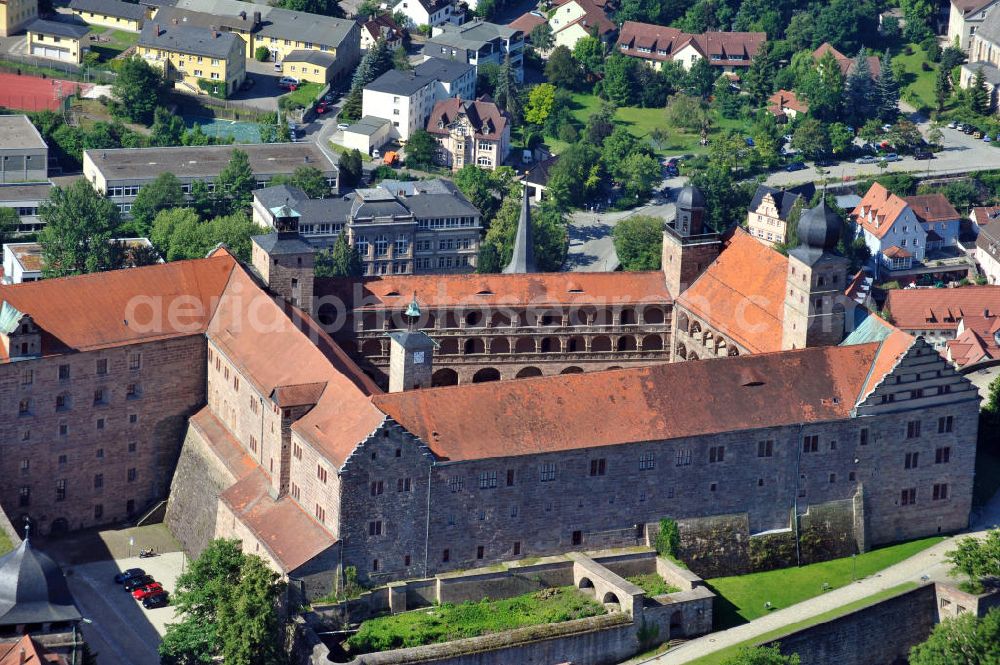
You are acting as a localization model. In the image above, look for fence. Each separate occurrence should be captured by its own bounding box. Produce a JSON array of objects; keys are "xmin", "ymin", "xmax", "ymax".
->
[{"xmin": 0, "ymin": 53, "xmax": 116, "ymax": 84}]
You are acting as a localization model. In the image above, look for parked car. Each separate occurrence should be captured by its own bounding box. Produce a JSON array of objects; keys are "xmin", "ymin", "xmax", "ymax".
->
[
  {"xmin": 124, "ymin": 575, "xmax": 155, "ymax": 592},
  {"xmin": 133, "ymin": 583, "xmax": 164, "ymax": 600},
  {"xmin": 985, "ymin": 135, "xmax": 993, "ymax": 143},
  {"xmin": 323, "ymin": 92, "xmax": 337, "ymax": 103},
  {"xmin": 114, "ymin": 568, "xmax": 146, "ymax": 584},
  {"xmin": 964, "ymin": 125, "xmax": 976, "ymax": 134},
  {"xmin": 883, "ymin": 153, "xmax": 901, "ymax": 162},
  {"xmin": 372, "ymin": 148, "xmax": 381, "ymax": 160},
  {"xmin": 785, "ymin": 161, "xmax": 806, "ymax": 172},
  {"xmin": 914, "ymin": 151, "xmax": 934, "ymax": 160},
  {"xmin": 947, "ymin": 121, "xmax": 957, "ymax": 129},
  {"xmin": 882, "ymin": 124, "xmax": 893, "ymax": 132},
  {"xmin": 277, "ymin": 76, "xmax": 299, "ymax": 90},
  {"xmin": 854, "ymin": 156, "xmax": 877, "ymax": 164},
  {"xmin": 273, "ymin": 62, "xmax": 282, "ymax": 72},
  {"xmin": 336, "ymin": 122, "xmax": 350, "ymax": 130},
  {"xmin": 665, "ymin": 166, "xmax": 679, "ymax": 177},
  {"xmin": 815, "ymin": 158, "xmax": 838, "ymax": 167},
  {"xmin": 744, "ymin": 137, "xmax": 755, "ymax": 147},
  {"xmin": 142, "ymin": 592, "xmax": 170, "ymax": 609},
  {"xmin": 315, "ymin": 102, "xmax": 328, "ymax": 114}
]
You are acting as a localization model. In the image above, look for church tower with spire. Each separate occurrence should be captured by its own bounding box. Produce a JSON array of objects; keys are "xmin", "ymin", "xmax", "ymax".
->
[
  {"xmin": 781, "ymin": 200, "xmax": 850, "ymax": 350},
  {"xmin": 503, "ymin": 186, "xmax": 536, "ymax": 274}
]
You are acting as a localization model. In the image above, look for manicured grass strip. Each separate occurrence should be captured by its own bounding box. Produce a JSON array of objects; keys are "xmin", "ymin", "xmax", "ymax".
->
[
  {"xmin": 707, "ymin": 536, "xmax": 944, "ymax": 627},
  {"xmin": 0, "ymin": 529, "xmax": 11, "ymax": 556},
  {"xmin": 681, "ymin": 582, "xmax": 919, "ymax": 665},
  {"xmin": 280, "ymin": 82, "xmax": 322, "ymax": 109},
  {"xmin": 628, "ymin": 573, "xmax": 680, "ymax": 596},
  {"xmin": 346, "ymin": 586, "xmax": 605, "ymax": 654},
  {"xmin": 893, "ymin": 44, "xmax": 938, "ymax": 112}
]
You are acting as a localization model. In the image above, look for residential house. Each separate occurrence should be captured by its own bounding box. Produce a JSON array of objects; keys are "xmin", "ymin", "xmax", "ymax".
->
[
  {"xmin": 282, "ymin": 49, "xmax": 337, "ymax": 84},
  {"xmin": 970, "ymin": 205, "xmax": 1000, "ymax": 235},
  {"xmin": 393, "ymin": 0, "xmax": 461, "ymax": 29},
  {"xmin": 426, "ymin": 97, "xmax": 510, "ymax": 171},
  {"xmin": 250, "ymin": 179, "xmax": 482, "ymax": 273},
  {"xmin": 961, "ymin": 8, "xmax": 1000, "ymax": 107},
  {"xmin": 977, "ymin": 221, "xmax": 1000, "ymax": 284},
  {"xmin": 522, "ymin": 154, "xmax": 558, "ymax": 202},
  {"xmin": 812, "ymin": 43, "xmax": 881, "ymax": 78},
  {"xmin": 767, "ymin": 89, "xmax": 808, "ymax": 122},
  {"xmin": 907, "ymin": 194, "xmax": 963, "ymax": 250},
  {"xmin": 361, "ymin": 14, "xmax": 403, "ymax": 51},
  {"xmin": 852, "ymin": 183, "xmax": 928, "ymax": 276},
  {"xmin": 615, "ymin": 21, "xmax": 765, "ymax": 73},
  {"xmin": 884, "ymin": 285, "xmax": 1000, "ymax": 348},
  {"xmin": 138, "ymin": 22, "xmax": 246, "ymax": 97},
  {"xmin": 949, "ymin": 0, "xmax": 1000, "ymax": 50},
  {"xmin": 422, "ymin": 20, "xmax": 524, "ymax": 83},
  {"xmin": 508, "ymin": 10, "xmax": 546, "ymax": 41},
  {"xmin": 413, "ymin": 56, "xmax": 476, "ymax": 98},
  {"xmin": 547, "ymin": 0, "xmax": 616, "ymax": 50},
  {"xmin": 26, "ymin": 19, "xmax": 90, "ymax": 64},
  {"xmin": 0, "ymin": 0, "xmax": 36, "ymax": 37},
  {"xmin": 745, "ymin": 183, "xmax": 815, "ymax": 246},
  {"xmin": 69, "ymin": 0, "xmax": 149, "ymax": 32},
  {"xmin": 946, "ymin": 312, "xmax": 1000, "ymax": 368}
]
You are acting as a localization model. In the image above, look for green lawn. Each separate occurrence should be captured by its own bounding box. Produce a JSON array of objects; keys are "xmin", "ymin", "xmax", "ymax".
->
[
  {"xmin": 627, "ymin": 573, "xmax": 680, "ymax": 596},
  {"xmin": 345, "ymin": 587, "xmax": 605, "ymax": 654},
  {"xmin": 707, "ymin": 536, "xmax": 945, "ymax": 628},
  {"xmin": 0, "ymin": 529, "xmax": 11, "ymax": 556},
  {"xmin": 280, "ymin": 82, "xmax": 322, "ymax": 110},
  {"xmin": 893, "ymin": 44, "xmax": 938, "ymax": 112},
  {"xmin": 681, "ymin": 582, "xmax": 920, "ymax": 665},
  {"xmin": 88, "ymin": 28, "xmax": 138, "ymax": 62}
]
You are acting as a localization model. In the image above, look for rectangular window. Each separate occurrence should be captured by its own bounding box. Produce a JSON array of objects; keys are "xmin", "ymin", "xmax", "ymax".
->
[
  {"xmin": 127, "ymin": 468, "xmax": 137, "ymax": 482},
  {"xmin": 513, "ymin": 541, "xmax": 521, "ymax": 555},
  {"xmin": 442, "ymin": 548, "xmax": 450, "ymax": 562},
  {"xmin": 639, "ymin": 452, "xmax": 655, "ymax": 470},
  {"xmin": 20, "ymin": 369, "xmax": 32, "ymax": 386},
  {"xmin": 129, "ymin": 414, "xmax": 138, "ymax": 424},
  {"xmin": 94, "ymin": 473, "xmax": 103, "ymax": 489},
  {"xmin": 757, "ymin": 440, "xmax": 774, "ymax": 457},
  {"xmin": 18, "ymin": 487, "xmax": 29, "ymax": 507},
  {"xmin": 96, "ymin": 358, "xmax": 108, "ymax": 375},
  {"xmin": 478, "ymin": 470, "xmax": 498, "ymax": 489},
  {"xmin": 56, "ymin": 479, "xmax": 66, "ymax": 502},
  {"xmin": 905, "ymin": 452, "xmax": 919, "ymax": 469},
  {"xmin": 448, "ymin": 475, "xmax": 464, "ymax": 492},
  {"xmin": 96, "ymin": 448, "xmax": 104, "ymax": 459},
  {"xmin": 589, "ymin": 459, "xmax": 607, "ymax": 476},
  {"xmin": 938, "ymin": 416, "xmax": 953, "ymax": 433},
  {"xmin": 370, "ymin": 480, "xmax": 384, "ymax": 496},
  {"xmin": 476, "ymin": 545, "xmax": 484, "ymax": 559},
  {"xmin": 368, "ymin": 520, "xmax": 383, "ymax": 536},
  {"xmin": 935, "ymin": 446, "xmax": 951, "ymax": 464},
  {"xmin": 859, "ymin": 428, "xmax": 869, "ymax": 446},
  {"xmin": 506, "ymin": 469, "xmax": 515, "ymax": 486},
  {"xmin": 94, "ymin": 504, "xmax": 103, "ymax": 519},
  {"xmin": 396, "ymin": 477, "xmax": 411, "ymax": 492},
  {"xmin": 907, "ymin": 420, "xmax": 921, "ymax": 438},
  {"xmin": 675, "ymin": 449, "xmax": 692, "ymax": 466},
  {"xmin": 900, "ymin": 487, "xmax": 916, "ymax": 506},
  {"xmin": 803, "ymin": 435, "xmax": 819, "ymax": 452},
  {"xmin": 829, "ymin": 473, "xmax": 836, "ymax": 483},
  {"xmin": 58, "ymin": 364, "xmax": 70, "ymax": 380},
  {"xmin": 709, "ymin": 445, "xmax": 725, "ymax": 463},
  {"xmin": 539, "ymin": 463, "xmax": 556, "ymax": 482},
  {"xmin": 317, "ymin": 466, "xmax": 327, "ymax": 483},
  {"xmin": 93, "ymin": 388, "xmax": 106, "ymax": 405},
  {"xmin": 572, "ymin": 530, "xmax": 583, "ymax": 545},
  {"xmin": 59, "ymin": 424, "xmax": 68, "ymax": 436},
  {"xmin": 315, "ymin": 504, "xmax": 326, "ymax": 522},
  {"xmin": 933, "ymin": 483, "xmax": 949, "ymax": 501},
  {"xmin": 372, "ymin": 559, "xmax": 379, "ymax": 572}
]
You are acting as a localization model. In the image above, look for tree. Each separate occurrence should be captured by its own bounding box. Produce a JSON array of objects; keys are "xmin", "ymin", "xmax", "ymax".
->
[
  {"xmin": 207, "ymin": 212, "xmax": 258, "ymax": 262},
  {"xmin": 525, "ymin": 83, "xmax": 556, "ymax": 125},
  {"xmin": 877, "ymin": 51, "xmax": 900, "ymax": 123},
  {"xmin": 216, "ymin": 149, "xmax": 255, "ymax": 213},
  {"xmin": 618, "ymin": 152, "xmax": 661, "ymax": 200},
  {"xmin": 712, "ymin": 76, "xmax": 742, "ymax": 118},
  {"xmin": 685, "ymin": 57, "xmax": 716, "ymax": 98},
  {"xmin": 935, "ymin": 66, "xmax": 952, "ymax": 112},
  {"xmin": 601, "ymin": 55, "xmax": 637, "ymax": 106},
  {"xmin": 473, "ymin": 0, "xmax": 495, "ymax": 18},
  {"xmin": 338, "ymin": 149, "xmax": 363, "ymax": 188},
  {"xmin": 945, "ymin": 529, "xmax": 1000, "ymax": 592},
  {"xmin": 665, "ymin": 93, "xmax": 709, "ymax": 132},
  {"xmin": 654, "ymin": 518, "xmax": 680, "ymax": 557},
  {"xmin": 0, "ymin": 207, "xmax": 19, "ymax": 245},
  {"xmin": 601, "ymin": 126, "xmax": 639, "ymax": 179},
  {"xmin": 257, "ymin": 112, "xmax": 291, "ymax": 144},
  {"xmin": 529, "ymin": 22, "xmax": 554, "ymax": 51},
  {"xmin": 150, "ymin": 106, "xmax": 185, "ymax": 147},
  {"xmin": 270, "ymin": 166, "xmax": 330, "ymax": 198},
  {"xmin": 38, "ymin": 180, "xmax": 122, "ymax": 277},
  {"xmin": 573, "ymin": 36, "xmax": 605, "ymax": 79},
  {"xmin": 492, "ymin": 53, "xmax": 521, "ymax": 121},
  {"xmin": 722, "ymin": 645, "xmax": 801, "ymax": 665},
  {"xmin": 217, "ymin": 555, "xmax": 285, "ymax": 665},
  {"xmin": 476, "ymin": 242, "xmax": 502, "ymax": 273},
  {"xmin": 888, "ymin": 119, "xmax": 924, "ymax": 154},
  {"xmin": 828, "ymin": 122, "xmax": 854, "ymax": 155},
  {"xmin": 845, "ymin": 50, "xmax": 878, "ymax": 127},
  {"xmin": 341, "ymin": 38, "xmax": 393, "ymax": 122},
  {"xmin": 111, "ymin": 57, "xmax": 163, "ymax": 124},
  {"xmin": 151, "ymin": 208, "xmax": 203, "ymax": 261},
  {"xmin": 317, "ymin": 232, "xmax": 363, "ymax": 277},
  {"xmin": 984, "ymin": 374, "xmax": 1000, "ymax": 422},
  {"xmin": 455, "ymin": 165, "xmax": 517, "ymax": 222},
  {"xmin": 900, "ymin": 0, "xmax": 935, "ymax": 43},
  {"xmin": 405, "ymin": 129, "xmax": 437, "ymax": 168},
  {"xmin": 613, "ymin": 214, "xmax": 662, "ymax": 270},
  {"xmin": 792, "ymin": 118, "xmax": 831, "ymax": 159},
  {"xmin": 971, "ymin": 67, "xmax": 991, "ymax": 116},
  {"xmin": 130, "ymin": 172, "xmax": 184, "ymax": 235},
  {"xmin": 858, "ymin": 118, "xmax": 884, "ymax": 145},
  {"xmin": 801, "ymin": 51, "xmax": 845, "ymax": 122},
  {"xmin": 254, "ymin": 45, "xmax": 270, "ymax": 61},
  {"xmin": 545, "ymin": 45, "xmax": 579, "ymax": 89},
  {"xmin": 484, "ymin": 192, "xmax": 567, "ymax": 271},
  {"xmin": 546, "ymin": 142, "xmax": 601, "ymax": 208},
  {"xmin": 272, "ymin": 0, "xmax": 344, "ymax": 17},
  {"xmin": 392, "ymin": 46, "xmax": 412, "ymax": 71},
  {"xmin": 909, "ymin": 609, "xmax": 1000, "ymax": 665},
  {"xmin": 742, "ymin": 40, "xmax": 776, "ymax": 106}
]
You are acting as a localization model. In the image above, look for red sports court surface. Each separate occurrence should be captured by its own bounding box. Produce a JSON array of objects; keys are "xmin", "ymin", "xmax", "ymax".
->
[{"xmin": 0, "ymin": 72, "xmax": 91, "ymax": 111}]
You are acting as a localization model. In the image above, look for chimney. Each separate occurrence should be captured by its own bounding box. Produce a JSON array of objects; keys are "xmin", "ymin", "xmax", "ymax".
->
[
  {"xmin": 153, "ymin": 22, "xmax": 160, "ymax": 35},
  {"xmin": 239, "ymin": 9, "xmax": 247, "ymax": 19},
  {"xmin": 253, "ymin": 10, "xmax": 261, "ymax": 25}
]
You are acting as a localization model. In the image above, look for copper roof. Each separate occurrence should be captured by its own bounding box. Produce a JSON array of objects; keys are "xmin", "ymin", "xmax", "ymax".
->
[
  {"xmin": 375, "ymin": 344, "xmax": 881, "ymax": 461},
  {"xmin": 884, "ymin": 285, "xmax": 1000, "ymax": 330},
  {"xmin": 0, "ymin": 253, "xmax": 237, "ymax": 360},
  {"xmin": 318, "ymin": 271, "xmax": 672, "ymax": 310},
  {"xmin": 675, "ymin": 229, "xmax": 787, "ymax": 353},
  {"xmin": 905, "ymin": 194, "xmax": 960, "ymax": 224},
  {"xmin": 852, "ymin": 182, "xmax": 911, "ymax": 240}
]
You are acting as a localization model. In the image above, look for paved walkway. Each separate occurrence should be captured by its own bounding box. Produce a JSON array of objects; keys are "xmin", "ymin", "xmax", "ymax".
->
[{"xmin": 635, "ymin": 488, "xmax": 1000, "ymax": 664}]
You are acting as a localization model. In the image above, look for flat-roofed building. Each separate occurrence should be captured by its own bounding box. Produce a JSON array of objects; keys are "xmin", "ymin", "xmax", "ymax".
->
[
  {"xmin": 0, "ymin": 182, "xmax": 53, "ymax": 235},
  {"xmin": 0, "ymin": 116, "xmax": 47, "ymax": 183},
  {"xmin": 82, "ymin": 143, "xmax": 337, "ymax": 214}
]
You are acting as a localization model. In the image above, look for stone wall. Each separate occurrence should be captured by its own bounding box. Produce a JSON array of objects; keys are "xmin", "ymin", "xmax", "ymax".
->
[
  {"xmin": 675, "ymin": 513, "xmax": 750, "ymax": 578},
  {"xmin": 798, "ymin": 499, "xmax": 858, "ymax": 564},
  {"xmin": 764, "ymin": 584, "xmax": 938, "ymax": 665}
]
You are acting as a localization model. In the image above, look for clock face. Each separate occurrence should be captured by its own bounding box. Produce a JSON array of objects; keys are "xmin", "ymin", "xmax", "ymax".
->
[{"xmin": 414, "ymin": 351, "xmax": 425, "ymax": 364}]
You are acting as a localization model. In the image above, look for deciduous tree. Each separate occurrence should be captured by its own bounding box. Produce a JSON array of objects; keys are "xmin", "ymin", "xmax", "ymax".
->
[
  {"xmin": 38, "ymin": 179, "xmax": 122, "ymax": 277},
  {"xmin": 216, "ymin": 149, "xmax": 256, "ymax": 213},
  {"xmin": 613, "ymin": 214, "xmax": 662, "ymax": 270},
  {"xmin": 111, "ymin": 57, "xmax": 163, "ymax": 124},
  {"xmin": 909, "ymin": 608, "xmax": 1000, "ymax": 665},
  {"xmin": 0, "ymin": 207, "xmax": 19, "ymax": 245},
  {"xmin": 525, "ymin": 83, "xmax": 556, "ymax": 125},
  {"xmin": 338, "ymin": 149, "xmax": 364, "ymax": 188},
  {"xmin": 722, "ymin": 645, "xmax": 801, "ymax": 665},
  {"xmin": 270, "ymin": 166, "xmax": 331, "ymax": 198},
  {"xmin": 544, "ymin": 45, "xmax": 579, "ymax": 89},
  {"xmin": 404, "ymin": 129, "xmax": 437, "ymax": 168},
  {"xmin": 130, "ymin": 172, "xmax": 184, "ymax": 235}
]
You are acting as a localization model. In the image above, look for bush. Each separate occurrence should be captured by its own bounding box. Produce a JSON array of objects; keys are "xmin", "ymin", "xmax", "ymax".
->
[
  {"xmin": 655, "ymin": 518, "xmax": 680, "ymax": 558},
  {"xmin": 921, "ymin": 62, "xmax": 932, "ymax": 72},
  {"xmin": 254, "ymin": 46, "xmax": 269, "ymax": 62}
]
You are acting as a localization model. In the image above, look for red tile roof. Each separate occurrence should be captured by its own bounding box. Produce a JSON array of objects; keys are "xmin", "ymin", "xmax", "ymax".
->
[
  {"xmin": 852, "ymin": 182, "xmax": 910, "ymax": 240},
  {"xmin": 616, "ymin": 21, "xmax": 765, "ymax": 67},
  {"xmin": 768, "ymin": 89, "xmax": 809, "ymax": 115},
  {"xmin": 317, "ymin": 271, "xmax": 672, "ymax": 310},
  {"xmin": 885, "ymin": 285, "xmax": 1000, "ymax": 330},
  {"xmin": 970, "ymin": 206, "xmax": 1000, "ymax": 226},
  {"xmin": 856, "ymin": 324, "xmax": 915, "ymax": 402},
  {"xmin": 374, "ymin": 344, "xmax": 881, "ymax": 461},
  {"xmin": 812, "ymin": 42, "xmax": 881, "ymax": 78},
  {"xmin": 0, "ymin": 252, "xmax": 237, "ymax": 360},
  {"xmin": 426, "ymin": 97, "xmax": 508, "ymax": 141},
  {"xmin": 675, "ymin": 229, "xmax": 788, "ymax": 354},
  {"xmin": 558, "ymin": 0, "xmax": 615, "ymax": 36},
  {"xmin": 508, "ymin": 10, "xmax": 546, "ymax": 33},
  {"xmin": 946, "ymin": 315, "xmax": 1000, "ymax": 367},
  {"xmin": 0, "ymin": 636, "xmax": 63, "ymax": 665},
  {"xmin": 883, "ymin": 245, "xmax": 912, "ymax": 259},
  {"xmin": 905, "ymin": 194, "xmax": 960, "ymax": 224}
]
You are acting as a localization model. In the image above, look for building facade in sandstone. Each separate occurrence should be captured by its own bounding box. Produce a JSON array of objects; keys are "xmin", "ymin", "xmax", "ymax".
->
[{"xmin": 0, "ymin": 191, "xmax": 981, "ymax": 601}]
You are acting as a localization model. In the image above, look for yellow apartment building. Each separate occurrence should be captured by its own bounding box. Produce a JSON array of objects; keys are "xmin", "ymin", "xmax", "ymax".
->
[
  {"xmin": 69, "ymin": 0, "xmax": 149, "ymax": 32},
  {"xmin": 0, "ymin": 0, "xmax": 38, "ymax": 37},
  {"xmin": 138, "ymin": 22, "xmax": 245, "ymax": 98},
  {"xmin": 26, "ymin": 19, "xmax": 90, "ymax": 63}
]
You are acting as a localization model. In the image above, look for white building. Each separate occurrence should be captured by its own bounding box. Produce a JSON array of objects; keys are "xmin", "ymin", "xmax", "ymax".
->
[
  {"xmin": 2, "ymin": 242, "xmax": 43, "ymax": 284},
  {"xmin": 393, "ymin": 0, "xmax": 462, "ymax": 29},
  {"xmin": 422, "ymin": 20, "xmax": 524, "ymax": 83},
  {"xmin": 949, "ymin": 0, "xmax": 1000, "ymax": 50},
  {"xmin": 977, "ymin": 222, "xmax": 1000, "ymax": 285}
]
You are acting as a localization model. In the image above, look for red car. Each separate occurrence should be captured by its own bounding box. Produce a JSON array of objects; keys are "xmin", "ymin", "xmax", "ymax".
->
[
  {"xmin": 132, "ymin": 582, "xmax": 164, "ymax": 600},
  {"xmin": 315, "ymin": 103, "xmax": 327, "ymax": 114}
]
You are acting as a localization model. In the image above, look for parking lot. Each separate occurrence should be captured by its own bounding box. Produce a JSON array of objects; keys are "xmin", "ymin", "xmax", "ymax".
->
[{"xmin": 66, "ymin": 551, "xmax": 185, "ymax": 665}]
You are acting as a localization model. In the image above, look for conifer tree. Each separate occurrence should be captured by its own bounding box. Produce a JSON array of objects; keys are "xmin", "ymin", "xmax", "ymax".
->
[
  {"xmin": 877, "ymin": 50, "xmax": 900, "ymax": 123},
  {"xmin": 845, "ymin": 50, "xmax": 877, "ymax": 126},
  {"xmin": 971, "ymin": 67, "xmax": 991, "ymax": 115}
]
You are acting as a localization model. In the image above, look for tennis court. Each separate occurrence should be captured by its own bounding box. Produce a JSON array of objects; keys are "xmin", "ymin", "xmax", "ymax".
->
[
  {"xmin": 182, "ymin": 114, "xmax": 261, "ymax": 143},
  {"xmin": 0, "ymin": 72, "xmax": 89, "ymax": 111}
]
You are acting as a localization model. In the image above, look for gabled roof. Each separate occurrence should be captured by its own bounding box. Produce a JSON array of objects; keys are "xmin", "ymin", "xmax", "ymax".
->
[
  {"xmin": 413, "ymin": 56, "xmax": 475, "ymax": 84},
  {"xmin": 905, "ymin": 194, "xmax": 961, "ymax": 224},
  {"xmin": 139, "ymin": 21, "xmax": 242, "ymax": 58},
  {"xmin": 946, "ymin": 314, "xmax": 1000, "ymax": 367},
  {"xmin": 971, "ymin": 205, "xmax": 1000, "ymax": 226},
  {"xmin": 884, "ymin": 285, "xmax": 1000, "ymax": 330},
  {"xmin": 0, "ymin": 635, "xmax": 64, "ymax": 665},
  {"xmin": 852, "ymin": 182, "xmax": 914, "ymax": 239},
  {"xmin": 553, "ymin": 0, "xmax": 615, "ymax": 37},
  {"xmin": 523, "ymin": 154, "xmax": 559, "ymax": 186},
  {"xmin": 0, "ymin": 252, "xmax": 237, "ymax": 361},
  {"xmin": 768, "ymin": 89, "xmax": 809, "ymax": 115},
  {"xmin": 812, "ymin": 42, "xmax": 881, "ymax": 78},
  {"xmin": 952, "ymin": 0, "xmax": 999, "ymax": 16},
  {"xmin": 426, "ymin": 97, "xmax": 508, "ymax": 140},
  {"xmin": 616, "ymin": 22, "xmax": 765, "ymax": 66},
  {"xmin": 27, "ymin": 18, "xmax": 90, "ymax": 39},
  {"xmin": 675, "ymin": 228, "xmax": 788, "ymax": 354},
  {"xmin": 748, "ymin": 183, "xmax": 814, "ymax": 221},
  {"xmin": 374, "ymin": 344, "xmax": 881, "ymax": 462},
  {"xmin": 362, "ymin": 14, "xmax": 401, "ymax": 42},
  {"xmin": 508, "ymin": 9, "xmax": 546, "ymax": 33},
  {"xmin": 70, "ymin": 0, "xmax": 146, "ymax": 20}
]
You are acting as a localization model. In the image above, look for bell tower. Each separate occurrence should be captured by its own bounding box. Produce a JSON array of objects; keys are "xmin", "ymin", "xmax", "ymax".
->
[
  {"xmin": 251, "ymin": 203, "xmax": 316, "ymax": 317},
  {"xmin": 661, "ymin": 186, "xmax": 720, "ymax": 297},
  {"xmin": 388, "ymin": 296, "xmax": 437, "ymax": 392}
]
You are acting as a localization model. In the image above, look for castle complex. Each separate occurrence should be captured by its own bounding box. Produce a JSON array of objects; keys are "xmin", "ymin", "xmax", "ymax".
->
[{"xmin": 0, "ymin": 187, "xmax": 981, "ymax": 600}]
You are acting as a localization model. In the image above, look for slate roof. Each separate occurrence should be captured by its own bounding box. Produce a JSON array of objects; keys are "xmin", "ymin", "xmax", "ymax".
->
[
  {"xmin": 252, "ymin": 232, "xmax": 315, "ymax": 255},
  {"xmin": 27, "ymin": 18, "xmax": 90, "ymax": 39},
  {"xmin": 139, "ymin": 22, "xmax": 242, "ymax": 58},
  {"xmin": 425, "ymin": 19, "xmax": 519, "ymax": 51},
  {"xmin": 426, "ymin": 97, "xmax": 508, "ymax": 140},
  {"xmin": 413, "ymin": 56, "xmax": 474, "ymax": 84},
  {"xmin": 0, "ymin": 539, "xmax": 82, "ymax": 626},
  {"xmin": 284, "ymin": 49, "xmax": 336, "ymax": 67},
  {"xmin": 748, "ymin": 183, "xmax": 815, "ymax": 222},
  {"xmin": 884, "ymin": 285, "xmax": 1000, "ymax": 330},
  {"xmin": 364, "ymin": 69, "xmax": 435, "ymax": 96},
  {"xmin": 373, "ymin": 343, "xmax": 882, "ymax": 461},
  {"xmin": 70, "ymin": 0, "xmax": 146, "ymax": 20},
  {"xmin": 978, "ymin": 2, "xmax": 1000, "ymax": 43},
  {"xmin": 503, "ymin": 186, "xmax": 535, "ymax": 273},
  {"xmin": 952, "ymin": 0, "xmax": 998, "ymax": 16}
]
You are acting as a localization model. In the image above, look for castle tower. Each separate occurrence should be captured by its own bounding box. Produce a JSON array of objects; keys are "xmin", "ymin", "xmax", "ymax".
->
[
  {"xmin": 503, "ymin": 185, "xmax": 536, "ymax": 274},
  {"xmin": 781, "ymin": 201, "xmax": 850, "ymax": 350},
  {"xmin": 388, "ymin": 296, "xmax": 437, "ymax": 392},
  {"xmin": 251, "ymin": 203, "xmax": 316, "ymax": 317},
  {"xmin": 661, "ymin": 186, "xmax": 720, "ymax": 297}
]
